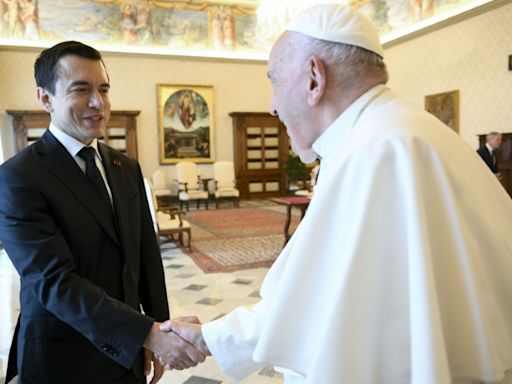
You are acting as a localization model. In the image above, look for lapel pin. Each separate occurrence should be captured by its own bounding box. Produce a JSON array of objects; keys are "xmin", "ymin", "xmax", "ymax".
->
[{"xmin": 113, "ymin": 159, "xmax": 122, "ymax": 166}]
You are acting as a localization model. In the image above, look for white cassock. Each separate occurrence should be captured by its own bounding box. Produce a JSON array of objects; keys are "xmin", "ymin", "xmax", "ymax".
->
[{"xmin": 202, "ymin": 85, "xmax": 512, "ymax": 384}]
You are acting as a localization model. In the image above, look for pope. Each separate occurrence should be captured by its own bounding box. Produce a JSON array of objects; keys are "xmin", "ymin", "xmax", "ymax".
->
[{"xmin": 163, "ymin": 4, "xmax": 512, "ymax": 383}]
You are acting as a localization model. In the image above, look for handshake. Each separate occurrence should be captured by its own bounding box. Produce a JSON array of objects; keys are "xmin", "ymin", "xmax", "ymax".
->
[{"xmin": 143, "ymin": 315, "xmax": 210, "ymax": 381}]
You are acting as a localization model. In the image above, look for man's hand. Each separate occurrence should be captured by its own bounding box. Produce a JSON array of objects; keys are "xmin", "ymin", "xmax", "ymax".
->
[
  {"xmin": 174, "ymin": 315, "xmax": 201, "ymax": 324},
  {"xmin": 143, "ymin": 322, "xmax": 206, "ymax": 370},
  {"xmin": 160, "ymin": 319, "xmax": 211, "ymax": 356},
  {"xmin": 144, "ymin": 348, "xmax": 164, "ymax": 384}
]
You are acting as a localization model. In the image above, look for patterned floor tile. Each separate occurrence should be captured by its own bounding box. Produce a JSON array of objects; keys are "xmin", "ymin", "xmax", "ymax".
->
[
  {"xmin": 183, "ymin": 377, "xmax": 222, "ymax": 384},
  {"xmin": 196, "ymin": 298, "xmax": 223, "ymax": 306},
  {"xmin": 258, "ymin": 367, "xmax": 281, "ymax": 378},
  {"xmin": 210, "ymin": 313, "xmax": 226, "ymax": 321},
  {"xmin": 166, "ymin": 264, "xmax": 185, "ymax": 269},
  {"xmin": 185, "ymin": 284, "xmax": 208, "ymax": 291},
  {"xmin": 175, "ymin": 273, "xmax": 196, "ymax": 279}
]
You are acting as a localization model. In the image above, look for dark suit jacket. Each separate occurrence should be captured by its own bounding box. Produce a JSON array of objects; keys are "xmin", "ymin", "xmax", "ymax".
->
[
  {"xmin": 477, "ymin": 146, "xmax": 499, "ymax": 173},
  {"xmin": 0, "ymin": 130, "xmax": 169, "ymax": 383}
]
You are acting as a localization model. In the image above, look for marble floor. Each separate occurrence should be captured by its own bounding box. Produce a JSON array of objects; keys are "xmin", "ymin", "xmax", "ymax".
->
[{"xmin": 0, "ymin": 241, "xmax": 283, "ymax": 384}]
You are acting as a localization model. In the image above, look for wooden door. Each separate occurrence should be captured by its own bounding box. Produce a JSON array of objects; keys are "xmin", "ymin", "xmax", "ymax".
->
[
  {"xmin": 6, "ymin": 110, "xmax": 140, "ymax": 159},
  {"xmin": 230, "ymin": 112, "xmax": 289, "ymax": 199}
]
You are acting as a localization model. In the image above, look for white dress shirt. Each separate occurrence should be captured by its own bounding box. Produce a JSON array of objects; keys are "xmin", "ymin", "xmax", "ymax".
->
[{"xmin": 49, "ymin": 123, "xmax": 113, "ymax": 204}]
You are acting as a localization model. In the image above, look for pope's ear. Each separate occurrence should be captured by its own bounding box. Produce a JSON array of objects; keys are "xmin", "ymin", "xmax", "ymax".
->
[
  {"xmin": 307, "ymin": 55, "xmax": 326, "ymax": 106},
  {"xmin": 37, "ymin": 87, "xmax": 53, "ymax": 113}
]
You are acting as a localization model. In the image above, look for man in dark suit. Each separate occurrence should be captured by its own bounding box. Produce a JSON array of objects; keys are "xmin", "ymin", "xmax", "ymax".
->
[
  {"xmin": 477, "ymin": 131, "xmax": 502, "ymax": 176},
  {"xmin": 0, "ymin": 41, "xmax": 205, "ymax": 384}
]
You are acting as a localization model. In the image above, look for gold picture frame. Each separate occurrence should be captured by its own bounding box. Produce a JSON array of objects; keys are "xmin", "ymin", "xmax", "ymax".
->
[
  {"xmin": 424, "ymin": 90, "xmax": 460, "ymax": 133},
  {"xmin": 157, "ymin": 84, "xmax": 215, "ymax": 164}
]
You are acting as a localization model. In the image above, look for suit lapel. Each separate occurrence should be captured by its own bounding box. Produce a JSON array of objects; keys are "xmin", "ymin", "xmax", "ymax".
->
[
  {"xmin": 99, "ymin": 144, "xmax": 130, "ymax": 259},
  {"xmin": 35, "ymin": 130, "xmax": 119, "ymax": 245}
]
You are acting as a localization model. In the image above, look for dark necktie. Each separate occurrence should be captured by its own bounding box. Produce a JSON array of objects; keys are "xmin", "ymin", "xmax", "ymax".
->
[
  {"xmin": 77, "ymin": 147, "xmax": 112, "ymax": 210},
  {"xmin": 492, "ymin": 150, "xmax": 497, "ymax": 167}
]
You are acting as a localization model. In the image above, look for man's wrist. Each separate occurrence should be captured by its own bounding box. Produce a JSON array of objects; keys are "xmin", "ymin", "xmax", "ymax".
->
[{"xmin": 143, "ymin": 322, "xmax": 160, "ymax": 350}]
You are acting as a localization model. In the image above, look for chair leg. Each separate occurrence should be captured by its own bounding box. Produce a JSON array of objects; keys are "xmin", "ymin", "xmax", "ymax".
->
[
  {"xmin": 186, "ymin": 201, "xmax": 189, "ymax": 211},
  {"xmin": 186, "ymin": 228, "xmax": 191, "ymax": 250},
  {"xmin": 205, "ymin": 198, "xmax": 209, "ymax": 210}
]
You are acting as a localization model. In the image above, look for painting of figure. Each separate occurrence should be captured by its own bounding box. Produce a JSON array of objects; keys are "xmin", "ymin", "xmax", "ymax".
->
[
  {"xmin": 158, "ymin": 85, "xmax": 214, "ymax": 164},
  {"xmin": 425, "ymin": 90, "xmax": 460, "ymax": 133}
]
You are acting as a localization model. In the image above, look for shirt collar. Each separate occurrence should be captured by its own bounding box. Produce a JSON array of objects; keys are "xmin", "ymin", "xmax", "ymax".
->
[
  {"xmin": 485, "ymin": 143, "xmax": 494, "ymax": 153},
  {"xmin": 312, "ymin": 84, "xmax": 387, "ymax": 161},
  {"xmin": 49, "ymin": 122, "xmax": 101, "ymax": 159}
]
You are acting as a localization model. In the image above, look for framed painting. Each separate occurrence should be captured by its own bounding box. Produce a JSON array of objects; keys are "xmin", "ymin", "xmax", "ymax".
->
[
  {"xmin": 424, "ymin": 90, "xmax": 460, "ymax": 133},
  {"xmin": 157, "ymin": 84, "xmax": 214, "ymax": 164}
]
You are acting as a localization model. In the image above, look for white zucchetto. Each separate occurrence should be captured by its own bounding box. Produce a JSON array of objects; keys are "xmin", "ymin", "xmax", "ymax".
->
[{"xmin": 287, "ymin": 3, "xmax": 385, "ymax": 58}]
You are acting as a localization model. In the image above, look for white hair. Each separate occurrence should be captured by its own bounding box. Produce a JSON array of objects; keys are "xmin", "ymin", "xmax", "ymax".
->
[
  {"xmin": 487, "ymin": 132, "xmax": 502, "ymax": 142},
  {"xmin": 288, "ymin": 32, "xmax": 388, "ymax": 87}
]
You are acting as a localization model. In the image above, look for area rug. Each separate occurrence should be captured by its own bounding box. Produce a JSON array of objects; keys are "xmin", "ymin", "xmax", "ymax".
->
[{"xmin": 183, "ymin": 204, "xmax": 300, "ymax": 273}]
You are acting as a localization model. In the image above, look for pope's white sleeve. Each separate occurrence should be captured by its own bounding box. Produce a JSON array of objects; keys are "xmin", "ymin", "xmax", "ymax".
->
[{"xmin": 201, "ymin": 301, "xmax": 267, "ymax": 381}]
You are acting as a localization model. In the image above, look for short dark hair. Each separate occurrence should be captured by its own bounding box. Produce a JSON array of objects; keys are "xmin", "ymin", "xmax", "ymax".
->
[{"xmin": 34, "ymin": 41, "xmax": 106, "ymax": 95}]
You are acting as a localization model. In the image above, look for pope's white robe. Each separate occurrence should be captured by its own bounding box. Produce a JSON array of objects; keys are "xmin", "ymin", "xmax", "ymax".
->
[{"xmin": 202, "ymin": 85, "xmax": 512, "ymax": 383}]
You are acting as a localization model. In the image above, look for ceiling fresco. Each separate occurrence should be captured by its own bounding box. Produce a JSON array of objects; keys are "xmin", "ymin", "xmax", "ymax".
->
[{"xmin": 0, "ymin": 0, "xmax": 500, "ymax": 60}]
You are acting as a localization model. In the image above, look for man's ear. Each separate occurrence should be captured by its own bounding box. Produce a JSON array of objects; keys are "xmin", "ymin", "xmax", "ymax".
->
[
  {"xmin": 307, "ymin": 55, "xmax": 326, "ymax": 106},
  {"xmin": 37, "ymin": 87, "xmax": 53, "ymax": 113}
]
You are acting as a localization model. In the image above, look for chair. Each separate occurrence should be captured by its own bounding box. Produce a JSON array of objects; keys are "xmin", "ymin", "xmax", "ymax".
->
[
  {"xmin": 175, "ymin": 161, "xmax": 209, "ymax": 211},
  {"xmin": 151, "ymin": 169, "xmax": 172, "ymax": 207},
  {"xmin": 212, "ymin": 161, "xmax": 239, "ymax": 208},
  {"xmin": 295, "ymin": 164, "xmax": 320, "ymax": 197},
  {"xmin": 143, "ymin": 178, "xmax": 191, "ymax": 250}
]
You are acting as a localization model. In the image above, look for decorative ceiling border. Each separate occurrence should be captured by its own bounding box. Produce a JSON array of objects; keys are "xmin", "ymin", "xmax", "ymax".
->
[{"xmin": 0, "ymin": 0, "xmax": 505, "ymax": 61}]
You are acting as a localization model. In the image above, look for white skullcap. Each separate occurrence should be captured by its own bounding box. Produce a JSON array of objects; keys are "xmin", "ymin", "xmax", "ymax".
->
[{"xmin": 287, "ymin": 3, "xmax": 384, "ymax": 58}]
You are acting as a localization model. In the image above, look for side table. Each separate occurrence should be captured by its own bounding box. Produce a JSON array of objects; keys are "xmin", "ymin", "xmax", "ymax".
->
[{"xmin": 270, "ymin": 196, "xmax": 311, "ymax": 246}]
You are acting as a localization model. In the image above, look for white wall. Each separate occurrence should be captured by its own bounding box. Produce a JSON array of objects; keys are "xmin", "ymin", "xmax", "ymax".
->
[
  {"xmin": 1, "ymin": 0, "xmax": 511, "ymax": 176},
  {"xmin": 385, "ymin": 0, "xmax": 512, "ymax": 148}
]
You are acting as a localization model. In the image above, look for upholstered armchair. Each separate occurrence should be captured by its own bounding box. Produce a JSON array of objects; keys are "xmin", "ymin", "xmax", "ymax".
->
[
  {"xmin": 143, "ymin": 178, "xmax": 191, "ymax": 250},
  {"xmin": 151, "ymin": 169, "xmax": 172, "ymax": 207},
  {"xmin": 175, "ymin": 161, "xmax": 209, "ymax": 210},
  {"xmin": 213, "ymin": 161, "xmax": 240, "ymax": 208}
]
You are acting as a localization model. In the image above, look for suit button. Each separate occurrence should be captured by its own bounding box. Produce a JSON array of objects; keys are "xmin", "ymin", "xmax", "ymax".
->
[{"xmin": 101, "ymin": 343, "xmax": 115, "ymax": 354}]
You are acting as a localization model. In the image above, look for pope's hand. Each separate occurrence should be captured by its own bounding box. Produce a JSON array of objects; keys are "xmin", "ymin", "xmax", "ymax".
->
[
  {"xmin": 143, "ymin": 322, "xmax": 206, "ymax": 370},
  {"xmin": 160, "ymin": 318, "xmax": 210, "ymax": 356}
]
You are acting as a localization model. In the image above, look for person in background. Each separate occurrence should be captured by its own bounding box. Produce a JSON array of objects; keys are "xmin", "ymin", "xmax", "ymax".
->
[
  {"xmin": 0, "ymin": 41, "xmax": 204, "ymax": 384},
  {"xmin": 161, "ymin": 4, "xmax": 512, "ymax": 383},
  {"xmin": 477, "ymin": 131, "xmax": 502, "ymax": 178}
]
